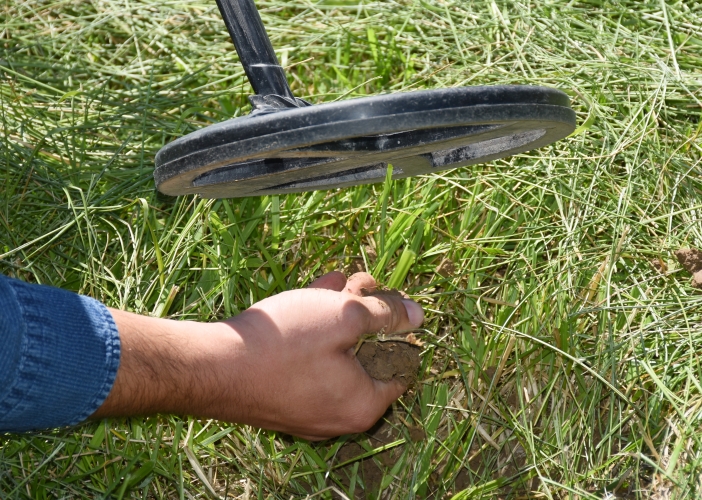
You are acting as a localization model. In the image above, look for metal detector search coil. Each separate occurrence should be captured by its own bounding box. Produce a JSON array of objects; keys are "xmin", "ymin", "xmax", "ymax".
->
[{"xmin": 154, "ymin": 0, "xmax": 576, "ymax": 199}]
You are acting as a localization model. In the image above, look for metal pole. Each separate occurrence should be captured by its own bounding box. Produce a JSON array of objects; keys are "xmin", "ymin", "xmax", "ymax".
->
[{"xmin": 214, "ymin": 0, "xmax": 295, "ymax": 99}]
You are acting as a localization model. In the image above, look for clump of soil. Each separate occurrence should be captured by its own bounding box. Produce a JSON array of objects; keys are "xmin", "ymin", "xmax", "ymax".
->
[
  {"xmin": 435, "ymin": 258, "xmax": 455, "ymax": 277},
  {"xmin": 651, "ymin": 258, "xmax": 668, "ymax": 274},
  {"xmin": 347, "ymin": 258, "xmax": 366, "ymax": 274},
  {"xmin": 674, "ymin": 248, "xmax": 702, "ymax": 288},
  {"xmin": 356, "ymin": 341, "xmax": 421, "ymax": 386},
  {"xmin": 333, "ymin": 282, "xmax": 428, "ymax": 498},
  {"xmin": 356, "ymin": 286, "xmax": 423, "ymax": 386}
]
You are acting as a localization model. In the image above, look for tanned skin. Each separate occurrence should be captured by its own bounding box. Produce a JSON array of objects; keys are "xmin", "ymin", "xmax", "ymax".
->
[{"xmin": 91, "ymin": 272, "xmax": 424, "ymax": 440}]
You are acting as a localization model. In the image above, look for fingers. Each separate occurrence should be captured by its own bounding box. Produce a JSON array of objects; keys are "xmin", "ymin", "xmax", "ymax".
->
[
  {"xmin": 296, "ymin": 376, "xmax": 406, "ymax": 439},
  {"xmin": 308, "ymin": 271, "xmax": 347, "ymax": 291},
  {"xmin": 346, "ymin": 376, "xmax": 406, "ymax": 435},
  {"xmin": 308, "ymin": 271, "xmax": 376, "ymax": 294},
  {"xmin": 372, "ymin": 378, "xmax": 406, "ymax": 416},
  {"xmin": 307, "ymin": 271, "xmax": 377, "ymax": 295},
  {"xmin": 345, "ymin": 272, "xmax": 376, "ymax": 296}
]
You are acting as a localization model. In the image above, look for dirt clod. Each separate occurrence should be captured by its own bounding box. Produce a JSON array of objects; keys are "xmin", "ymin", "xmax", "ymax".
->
[
  {"xmin": 356, "ymin": 341, "xmax": 421, "ymax": 385},
  {"xmin": 436, "ymin": 258, "xmax": 455, "ymax": 277},
  {"xmin": 407, "ymin": 424, "xmax": 426, "ymax": 442},
  {"xmin": 674, "ymin": 248, "xmax": 702, "ymax": 288},
  {"xmin": 650, "ymin": 258, "xmax": 667, "ymax": 274},
  {"xmin": 347, "ymin": 259, "xmax": 366, "ymax": 274}
]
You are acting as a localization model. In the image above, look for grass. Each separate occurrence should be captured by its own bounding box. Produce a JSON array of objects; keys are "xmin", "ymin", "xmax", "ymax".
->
[{"xmin": 1, "ymin": 0, "xmax": 702, "ymax": 497}]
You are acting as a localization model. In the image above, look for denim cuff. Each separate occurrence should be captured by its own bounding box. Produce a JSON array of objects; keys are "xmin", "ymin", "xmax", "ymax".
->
[{"xmin": 0, "ymin": 276, "xmax": 120, "ymax": 433}]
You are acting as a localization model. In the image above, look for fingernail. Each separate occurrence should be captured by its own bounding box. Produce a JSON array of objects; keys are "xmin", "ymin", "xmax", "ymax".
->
[{"xmin": 402, "ymin": 300, "xmax": 424, "ymax": 327}]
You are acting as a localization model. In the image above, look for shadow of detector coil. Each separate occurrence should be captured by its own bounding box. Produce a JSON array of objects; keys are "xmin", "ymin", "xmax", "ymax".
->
[{"xmin": 154, "ymin": 0, "xmax": 576, "ymax": 199}]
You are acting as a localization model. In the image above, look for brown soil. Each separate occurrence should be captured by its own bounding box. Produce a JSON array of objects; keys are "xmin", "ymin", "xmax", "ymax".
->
[
  {"xmin": 674, "ymin": 248, "xmax": 702, "ymax": 287},
  {"xmin": 651, "ymin": 258, "xmax": 668, "ymax": 274},
  {"xmin": 334, "ymin": 409, "xmax": 422, "ymax": 499},
  {"xmin": 347, "ymin": 258, "xmax": 366, "ymax": 274},
  {"xmin": 356, "ymin": 341, "xmax": 421, "ymax": 386},
  {"xmin": 356, "ymin": 286, "xmax": 422, "ymax": 385},
  {"xmin": 436, "ymin": 258, "xmax": 456, "ymax": 277}
]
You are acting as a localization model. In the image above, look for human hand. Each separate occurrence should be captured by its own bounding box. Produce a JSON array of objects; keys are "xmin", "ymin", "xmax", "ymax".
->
[
  {"xmin": 93, "ymin": 272, "xmax": 424, "ymax": 440},
  {"xmin": 220, "ymin": 271, "xmax": 424, "ymax": 439}
]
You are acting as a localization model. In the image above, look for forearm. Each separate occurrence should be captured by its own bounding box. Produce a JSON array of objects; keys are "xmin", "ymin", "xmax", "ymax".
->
[{"xmin": 91, "ymin": 309, "xmax": 242, "ymax": 420}]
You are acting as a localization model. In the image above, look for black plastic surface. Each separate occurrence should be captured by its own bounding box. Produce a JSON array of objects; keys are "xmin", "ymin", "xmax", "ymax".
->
[{"xmin": 155, "ymin": 86, "xmax": 576, "ymax": 198}]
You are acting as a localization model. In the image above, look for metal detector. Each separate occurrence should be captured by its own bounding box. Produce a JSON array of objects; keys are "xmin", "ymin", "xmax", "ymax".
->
[{"xmin": 154, "ymin": 0, "xmax": 576, "ymax": 198}]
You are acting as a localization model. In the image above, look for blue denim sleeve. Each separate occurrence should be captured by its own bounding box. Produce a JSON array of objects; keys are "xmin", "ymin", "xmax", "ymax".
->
[{"xmin": 0, "ymin": 275, "xmax": 121, "ymax": 433}]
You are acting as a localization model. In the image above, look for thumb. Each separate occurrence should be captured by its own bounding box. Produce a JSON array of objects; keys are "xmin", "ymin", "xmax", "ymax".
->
[
  {"xmin": 361, "ymin": 295, "xmax": 424, "ymax": 336},
  {"xmin": 338, "ymin": 294, "xmax": 424, "ymax": 349}
]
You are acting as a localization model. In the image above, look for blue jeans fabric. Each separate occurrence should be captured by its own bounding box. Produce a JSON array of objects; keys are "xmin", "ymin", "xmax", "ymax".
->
[{"xmin": 0, "ymin": 275, "xmax": 120, "ymax": 433}]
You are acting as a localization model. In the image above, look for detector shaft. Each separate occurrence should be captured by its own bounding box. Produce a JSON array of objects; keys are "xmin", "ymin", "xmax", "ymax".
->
[{"xmin": 214, "ymin": 0, "xmax": 295, "ymax": 99}]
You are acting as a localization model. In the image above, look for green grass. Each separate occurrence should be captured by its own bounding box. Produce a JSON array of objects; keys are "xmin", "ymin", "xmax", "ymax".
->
[{"xmin": 2, "ymin": 0, "xmax": 702, "ymax": 497}]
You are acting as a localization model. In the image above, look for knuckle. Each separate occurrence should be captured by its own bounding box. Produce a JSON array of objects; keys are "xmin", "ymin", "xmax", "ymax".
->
[
  {"xmin": 348, "ymin": 271, "xmax": 374, "ymax": 283},
  {"xmin": 342, "ymin": 298, "xmax": 370, "ymax": 329},
  {"xmin": 366, "ymin": 297, "xmax": 394, "ymax": 333}
]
